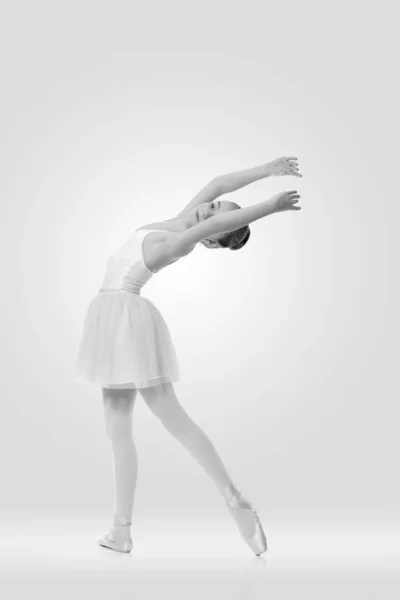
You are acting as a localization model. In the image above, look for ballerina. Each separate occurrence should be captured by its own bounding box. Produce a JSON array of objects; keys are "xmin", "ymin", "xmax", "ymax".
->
[{"xmin": 75, "ymin": 156, "xmax": 302, "ymax": 555}]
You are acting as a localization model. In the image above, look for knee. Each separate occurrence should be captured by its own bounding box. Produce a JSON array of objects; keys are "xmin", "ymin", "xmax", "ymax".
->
[
  {"xmin": 141, "ymin": 384, "xmax": 193, "ymax": 438},
  {"xmin": 163, "ymin": 413, "xmax": 193, "ymax": 438},
  {"xmin": 146, "ymin": 398, "xmax": 193, "ymax": 437},
  {"xmin": 105, "ymin": 415, "xmax": 133, "ymax": 442},
  {"xmin": 102, "ymin": 389, "xmax": 136, "ymax": 441}
]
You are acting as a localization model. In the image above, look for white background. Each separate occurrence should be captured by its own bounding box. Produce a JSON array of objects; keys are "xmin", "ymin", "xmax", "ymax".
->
[{"xmin": 0, "ymin": 0, "xmax": 398, "ymax": 530}]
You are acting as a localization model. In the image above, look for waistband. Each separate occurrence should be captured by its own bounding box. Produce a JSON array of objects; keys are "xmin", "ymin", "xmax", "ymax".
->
[{"xmin": 98, "ymin": 288, "xmax": 141, "ymax": 295}]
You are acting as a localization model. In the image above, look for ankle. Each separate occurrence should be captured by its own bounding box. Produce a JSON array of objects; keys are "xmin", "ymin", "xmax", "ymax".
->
[
  {"xmin": 113, "ymin": 514, "xmax": 132, "ymax": 526},
  {"xmin": 221, "ymin": 483, "xmax": 241, "ymax": 503}
]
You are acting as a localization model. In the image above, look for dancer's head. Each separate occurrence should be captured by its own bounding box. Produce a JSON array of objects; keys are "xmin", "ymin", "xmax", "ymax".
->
[{"xmin": 189, "ymin": 200, "xmax": 251, "ymax": 250}]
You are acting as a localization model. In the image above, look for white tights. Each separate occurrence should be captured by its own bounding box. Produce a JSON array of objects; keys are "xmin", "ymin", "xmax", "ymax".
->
[{"xmin": 102, "ymin": 383, "xmax": 236, "ymax": 523}]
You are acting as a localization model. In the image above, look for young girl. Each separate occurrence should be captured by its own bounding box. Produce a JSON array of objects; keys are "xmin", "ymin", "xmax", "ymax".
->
[{"xmin": 75, "ymin": 156, "xmax": 302, "ymax": 556}]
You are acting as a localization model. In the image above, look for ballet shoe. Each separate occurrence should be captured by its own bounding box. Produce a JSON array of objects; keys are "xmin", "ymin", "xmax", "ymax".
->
[
  {"xmin": 97, "ymin": 515, "xmax": 133, "ymax": 553},
  {"xmin": 222, "ymin": 483, "xmax": 268, "ymax": 556}
]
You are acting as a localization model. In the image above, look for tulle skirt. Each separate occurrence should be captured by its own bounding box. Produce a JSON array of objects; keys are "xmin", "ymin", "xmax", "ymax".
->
[{"xmin": 75, "ymin": 289, "xmax": 180, "ymax": 389}]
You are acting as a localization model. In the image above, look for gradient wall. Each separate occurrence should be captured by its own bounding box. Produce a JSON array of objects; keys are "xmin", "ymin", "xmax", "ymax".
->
[{"xmin": 0, "ymin": 1, "xmax": 398, "ymax": 525}]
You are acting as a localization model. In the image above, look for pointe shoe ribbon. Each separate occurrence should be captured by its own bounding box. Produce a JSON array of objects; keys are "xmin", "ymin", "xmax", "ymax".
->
[
  {"xmin": 222, "ymin": 484, "xmax": 267, "ymax": 556},
  {"xmin": 97, "ymin": 514, "xmax": 133, "ymax": 553}
]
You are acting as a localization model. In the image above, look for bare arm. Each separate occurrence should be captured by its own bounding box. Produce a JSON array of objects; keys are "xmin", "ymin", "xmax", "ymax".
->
[
  {"xmin": 215, "ymin": 157, "xmax": 301, "ymax": 195},
  {"xmin": 169, "ymin": 196, "xmax": 278, "ymax": 257},
  {"xmin": 215, "ymin": 162, "xmax": 271, "ymax": 195},
  {"xmin": 172, "ymin": 162, "xmax": 269, "ymax": 220},
  {"xmin": 171, "ymin": 157, "xmax": 300, "ymax": 219},
  {"xmin": 173, "ymin": 178, "xmax": 222, "ymax": 219}
]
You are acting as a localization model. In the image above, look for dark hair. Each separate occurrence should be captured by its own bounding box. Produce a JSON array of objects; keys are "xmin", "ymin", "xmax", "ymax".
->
[
  {"xmin": 218, "ymin": 224, "xmax": 251, "ymax": 250},
  {"xmin": 200, "ymin": 203, "xmax": 251, "ymax": 250},
  {"xmin": 216, "ymin": 203, "xmax": 250, "ymax": 251}
]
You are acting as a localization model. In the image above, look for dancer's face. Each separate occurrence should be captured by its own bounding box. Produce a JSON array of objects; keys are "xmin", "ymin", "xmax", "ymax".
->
[{"xmin": 190, "ymin": 200, "xmax": 239, "ymax": 245}]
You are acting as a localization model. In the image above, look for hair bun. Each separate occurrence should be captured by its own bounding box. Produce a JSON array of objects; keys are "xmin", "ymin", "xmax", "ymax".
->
[{"xmin": 229, "ymin": 226, "xmax": 250, "ymax": 250}]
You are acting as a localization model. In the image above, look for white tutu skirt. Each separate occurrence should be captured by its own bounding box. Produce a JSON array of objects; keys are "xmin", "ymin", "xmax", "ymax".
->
[{"xmin": 75, "ymin": 289, "xmax": 180, "ymax": 389}]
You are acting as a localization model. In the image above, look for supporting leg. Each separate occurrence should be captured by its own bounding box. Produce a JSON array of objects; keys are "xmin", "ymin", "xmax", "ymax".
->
[{"xmin": 102, "ymin": 388, "xmax": 138, "ymax": 529}]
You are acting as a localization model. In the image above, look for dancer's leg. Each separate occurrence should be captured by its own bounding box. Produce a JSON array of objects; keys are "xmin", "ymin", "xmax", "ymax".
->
[
  {"xmin": 139, "ymin": 382, "xmax": 235, "ymax": 497},
  {"xmin": 102, "ymin": 388, "xmax": 138, "ymax": 527},
  {"xmin": 139, "ymin": 382, "xmax": 266, "ymax": 551}
]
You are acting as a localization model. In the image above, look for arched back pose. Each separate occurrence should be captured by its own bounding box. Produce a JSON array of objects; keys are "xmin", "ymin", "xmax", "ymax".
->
[{"xmin": 75, "ymin": 156, "xmax": 302, "ymax": 556}]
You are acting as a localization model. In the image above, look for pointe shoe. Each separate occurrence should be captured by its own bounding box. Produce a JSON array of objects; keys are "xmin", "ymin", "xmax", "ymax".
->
[
  {"xmin": 222, "ymin": 484, "xmax": 267, "ymax": 556},
  {"xmin": 97, "ymin": 515, "xmax": 133, "ymax": 553}
]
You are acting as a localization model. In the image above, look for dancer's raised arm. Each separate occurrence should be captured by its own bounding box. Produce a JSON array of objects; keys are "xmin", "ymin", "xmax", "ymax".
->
[{"xmin": 169, "ymin": 190, "xmax": 301, "ymax": 257}]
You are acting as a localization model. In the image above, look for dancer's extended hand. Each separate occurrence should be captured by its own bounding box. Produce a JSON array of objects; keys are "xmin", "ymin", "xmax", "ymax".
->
[
  {"xmin": 272, "ymin": 190, "xmax": 302, "ymax": 212},
  {"xmin": 267, "ymin": 157, "xmax": 302, "ymax": 178}
]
